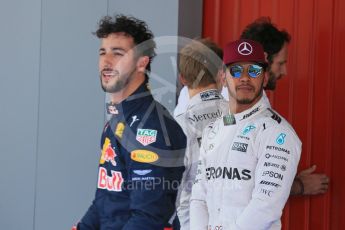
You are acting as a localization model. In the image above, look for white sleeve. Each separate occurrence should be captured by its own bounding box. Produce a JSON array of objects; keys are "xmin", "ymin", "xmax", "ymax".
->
[
  {"xmin": 190, "ymin": 137, "xmax": 209, "ymax": 230},
  {"xmin": 232, "ymin": 127, "xmax": 301, "ymax": 229},
  {"xmin": 176, "ymin": 143, "xmax": 192, "ymax": 230},
  {"xmin": 221, "ymin": 86, "xmax": 229, "ymax": 101},
  {"xmin": 174, "ymin": 86, "xmax": 189, "ymax": 117}
]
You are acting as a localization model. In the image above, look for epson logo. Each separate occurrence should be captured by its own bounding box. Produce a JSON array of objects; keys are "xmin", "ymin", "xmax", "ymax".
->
[
  {"xmin": 260, "ymin": 180, "xmax": 281, "ymax": 188},
  {"xmin": 206, "ymin": 167, "xmax": 251, "ymax": 180},
  {"xmin": 264, "ymin": 162, "xmax": 280, "ymax": 168},
  {"xmin": 262, "ymin": 171, "xmax": 284, "ymax": 180},
  {"xmin": 231, "ymin": 142, "xmax": 248, "ymax": 153}
]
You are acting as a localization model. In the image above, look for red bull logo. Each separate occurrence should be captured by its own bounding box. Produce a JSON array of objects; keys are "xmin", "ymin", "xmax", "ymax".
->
[
  {"xmin": 97, "ymin": 167, "xmax": 123, "ymax": 192},
  {"xmin": 100, "ymin": 137, "xmax": 117, "ymax": 166}
]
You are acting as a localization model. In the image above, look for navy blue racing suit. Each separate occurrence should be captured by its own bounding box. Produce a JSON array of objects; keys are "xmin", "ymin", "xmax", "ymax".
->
[{"xmin": 78, "ymin": 81, "xmax": 186, "ymax": 230}]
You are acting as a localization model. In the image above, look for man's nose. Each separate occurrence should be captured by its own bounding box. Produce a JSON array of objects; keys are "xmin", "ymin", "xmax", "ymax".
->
[
  {"xmin": 103, "ymin": 54, "xmax": 114, "ymax": 67},
  {"xmin": 239, "ymin": 72, "xmax": 251, "ymax": 81}
]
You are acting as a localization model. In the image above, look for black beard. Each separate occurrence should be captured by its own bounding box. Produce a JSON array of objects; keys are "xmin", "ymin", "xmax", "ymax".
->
[
  {"xmin": 264, "ymin": 71, "xmax": 277, "ymax": 90},
  {"xmin": 101, "ymin": 77, "xmax": 127, "ymax": 93}
]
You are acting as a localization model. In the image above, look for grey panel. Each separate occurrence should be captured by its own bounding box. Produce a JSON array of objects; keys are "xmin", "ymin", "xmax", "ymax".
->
[
  {"xmin": 34, "ymin": 1, "xmax": 107, "ymax": 230},
  {"xmin": 0, "ymin": 0, "xmax": 41, "ymax": 229},
  {"xmin": 178, "ymin": 0, "xmax": 203, "ymax": 39},
  {"xmin": 108, "ymin": 0, "xmax": 180, "ymax": 112},
  {"xmin": 177, "ymin": 0, "xmax": 203, "ymax": 96}
]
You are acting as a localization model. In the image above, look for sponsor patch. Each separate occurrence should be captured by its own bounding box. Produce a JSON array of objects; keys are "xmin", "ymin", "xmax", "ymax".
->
[
  {"xmin": 133, "ymin": 169, "xmax": 152, "ymax": 176},
  {"xmin": 223, "ymin": 114, "xmax": 236, "ymax": 126},
  {"xmin": 264, "ymin": 162, "xmax": 280, "ymax": 169},
  {"xmin": 132, "ymin": 176, "xmax": 155, "ymax": 181},
  {"xmin": 131, "ymin": 149, "xmax": 159, "ymax": 163},
  {"xmin": 242, "ymin": 125, "xmax": 256, "ymax": 135},
  {"xmin": 136, "ymin": 129, "xmax": 157, "ymax": 146},
  {"xmin": 259, "ymin": 180, "xmax": 281, "ymax": 188},
  {"xmin": 208, "ymin": 143, "xmax": 214, "ymax": 150},
  {"xmin": 106, "ymin": 103, "xmax": 118, "ymax": 115},
  {"xmin": 276, "ymin": 133, "xmax": 286, "ymax": 145},
  {"xmin": 260, "ymin": 188, "xmax": 273, "ymax": 197},
  {"xmin": 97, "ymin": 167, "xmax": 123, "ymax": 192},
  {"xmin": 189, "ymin": 109, "xmax": 223, "ymax": 123},
  {"xmin": 206, "ymin": 167, "xmax": 251, "ymax": 180},
  {"xmin": 267, "ymin": 108, "xmax": 282, "ymax": 124},
  {"xmin": 130, "ymin": 115, "xmax": 140, "ymax": 127},
  {"xmin": 266, "ymin": 145, "xmax": 290, "ymax": 154},
  {"xmin": 231, "ymin": 142, "xmax": 248, "ymax": 152},
  {"xmin": 241, "ymin": 106, "xmax": 261, "ymax": 120},
  {"xmin": 115, "ymin": 122, "xmax": 125, "ymax": 138},
  {"xmin": 265, "ymin": 153, "xmax": 289, "ymax": 162},
  {"xmin": 262, "ymin": 171, "xmax": 284, "ymax": 180},
  {"xmin": 237, "ymin": 135, "xmax": 250, "ymax": 140},
  {"xmin": 100, "ymin": 137, "xmax": 117, "ymax": 166},
  {"xmin": 207, "ymin": 122, "xmax": 219, "ymax": 139},
  {"xmin": 200, "ymin": 90, "xmax": 221, "ymax": 101}
]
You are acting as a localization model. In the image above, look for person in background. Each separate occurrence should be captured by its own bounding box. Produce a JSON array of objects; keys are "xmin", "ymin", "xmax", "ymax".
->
[
  {"xmin": 190, "ymin": 39, "xmax": 302, "ymax": 229},
  {"xmin": 74, "ymin": 15, "xmax": 186, "ymax": 230},
  {"xmin": 174, "ymin": 38, "xmax": 229, "ymax": 230}
]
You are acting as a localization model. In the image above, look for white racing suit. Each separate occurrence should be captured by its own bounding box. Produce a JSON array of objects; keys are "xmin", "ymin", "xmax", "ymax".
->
[
  {"xmin": 174, "ymin": 89, "xmax": 229, "ymax": 230},
  {"xmin": 190, "ymin": 96, "xmax": 301, "ymax": 230}
]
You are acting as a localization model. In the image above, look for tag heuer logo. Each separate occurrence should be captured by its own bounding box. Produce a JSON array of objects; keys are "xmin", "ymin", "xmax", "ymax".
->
[{"xmin": 136, "ymin": 129, "xmax": 157, "ymax": 146}]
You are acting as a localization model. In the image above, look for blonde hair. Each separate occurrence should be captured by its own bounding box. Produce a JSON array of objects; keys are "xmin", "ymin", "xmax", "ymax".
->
[{"xmin": 178, "ymin": 38, "xmax": 223, "ymax": 88}]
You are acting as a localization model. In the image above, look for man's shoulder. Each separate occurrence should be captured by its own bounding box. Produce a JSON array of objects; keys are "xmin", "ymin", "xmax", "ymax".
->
[
  {"xmin": 147, "ymin": 100, "xmax": 186, "ymax": 137},
  {"xmin": 254, "ymin": 108, "xmax": 301, "ymax": 143}
]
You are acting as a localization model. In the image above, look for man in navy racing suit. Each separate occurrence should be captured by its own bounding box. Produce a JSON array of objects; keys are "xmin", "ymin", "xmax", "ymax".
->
[{"xmin": 75, "ymin": 15, "xmax": 186, "ymax": 230}]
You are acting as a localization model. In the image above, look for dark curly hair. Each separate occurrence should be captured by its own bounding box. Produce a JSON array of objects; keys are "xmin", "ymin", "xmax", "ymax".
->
[
  {"xmin": 95, "ymin": 15, "xmax": 156, "ymax": 72},
  {"xmin": 240, "ymin": 17, "xmax": 291, "ymax": 64}
]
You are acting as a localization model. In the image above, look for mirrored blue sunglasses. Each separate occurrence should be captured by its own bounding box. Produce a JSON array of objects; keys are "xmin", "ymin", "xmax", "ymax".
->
[{"xmin": 228, "ymin": 64, "xmax": 263, "ymax": 78}]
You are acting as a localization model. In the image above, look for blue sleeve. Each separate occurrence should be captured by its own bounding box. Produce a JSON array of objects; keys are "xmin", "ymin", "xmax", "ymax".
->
[
  {"xmin": 77, "ymin": 200, "xmax": 100, "ymax": 230},
  {"xmin": 77, "ymin": 123, "xmax": 108, "ymax": 230}
]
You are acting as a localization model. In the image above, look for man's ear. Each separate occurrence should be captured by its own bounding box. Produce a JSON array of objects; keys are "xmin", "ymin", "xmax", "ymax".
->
[
  {"xmin": 264, "ymin": 52, "xmax": 268, "ymax": 63},
  {"xmin": 137, "ymin": 56, "xmax": 150, "ymax": 73},
  {"xmin": 220, "ymin": 69, "xmax": 227, "ymax": 87},
  {"xmin": 179, "ymin": 74, "xmax": 188, "ymax": 86}
]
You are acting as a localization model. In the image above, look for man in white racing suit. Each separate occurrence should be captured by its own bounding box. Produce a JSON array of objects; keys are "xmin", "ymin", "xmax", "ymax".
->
[
  {"xmin": 190, "ymin": 39, "xmax": 301, "ymax": 230},
  {"xmin": 174, "ymin": 39, "xmax": 229, "ymax": 230}
]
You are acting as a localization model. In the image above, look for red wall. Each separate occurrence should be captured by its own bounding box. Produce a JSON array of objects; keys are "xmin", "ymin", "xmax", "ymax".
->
[{"xmin": 202, "ymin": 0, "xmax": 345, "ymax": 229}]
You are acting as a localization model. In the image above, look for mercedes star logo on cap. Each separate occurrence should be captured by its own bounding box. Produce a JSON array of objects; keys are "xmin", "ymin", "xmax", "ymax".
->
[{"xmin": 238, "ymin": 42, "xmax": 253, "ymax": 56}]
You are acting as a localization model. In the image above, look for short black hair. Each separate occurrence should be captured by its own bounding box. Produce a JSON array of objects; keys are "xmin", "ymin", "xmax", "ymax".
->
[
  {"xmin": 95, "ymin": 15, "xmax": 156, "ymax": 72},
  {"xmin": 240, "ymin": 17, "xmax": 291, "ymax": 64}
]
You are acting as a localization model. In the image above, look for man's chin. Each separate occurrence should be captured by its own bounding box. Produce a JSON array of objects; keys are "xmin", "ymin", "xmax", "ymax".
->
[
  {"xmin": 102, "ymin": 82, "xmax": 126, "ymax": 93},
  {"xmin": 237, "ymin": 98, "xmax": 254, "ymax": 105}
]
